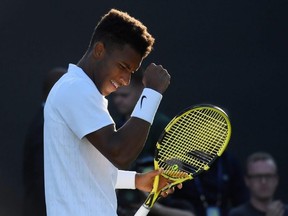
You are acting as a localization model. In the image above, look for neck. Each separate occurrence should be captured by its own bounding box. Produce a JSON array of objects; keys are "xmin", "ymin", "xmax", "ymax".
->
[
  {"xmin": 77, "ymin": 55, "xmax": 94, "ymax": 81},
  {"xmin": 250, "ymin": 197, "xmax": 273, "ymax": 212}
]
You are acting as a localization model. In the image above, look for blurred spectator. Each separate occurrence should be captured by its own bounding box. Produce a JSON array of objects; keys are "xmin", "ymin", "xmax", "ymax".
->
[
  {"xmin": 22, "ymin": 67, "xmax": 66, "ymax": 216},
  {"xmin": 111, "ymin": 68, "xmax": 170, "ymax": 161},
  {"xmin": 0, "ymin": 179, "xmax": 22, "ymax": 216},
  {"xmin": 160, "ymin": 151, "xmax": 249, "ymax": 216},
  {"xmin": 229, "ymin": 151, "xmax": 288, "ymax": 216},
  {"xmin": 111, "ymin": 68, "xmax": 194, "ymax": 216}
]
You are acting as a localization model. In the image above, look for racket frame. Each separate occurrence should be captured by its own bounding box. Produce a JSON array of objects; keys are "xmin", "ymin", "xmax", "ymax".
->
[{"xmin": 134, "ymin": 104, "xmax": 232, "ymax": 216}]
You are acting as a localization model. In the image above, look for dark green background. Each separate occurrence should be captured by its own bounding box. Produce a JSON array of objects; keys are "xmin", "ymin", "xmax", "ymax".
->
[{"xmin": 1, "ymin": 0, "xmax": 287, "ymax": 215}]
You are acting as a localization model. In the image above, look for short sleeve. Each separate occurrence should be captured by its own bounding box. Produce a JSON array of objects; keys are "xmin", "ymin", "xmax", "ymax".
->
[{"xmin": 54, "ymin": 79, "xmax": 114, "ymax": 139}]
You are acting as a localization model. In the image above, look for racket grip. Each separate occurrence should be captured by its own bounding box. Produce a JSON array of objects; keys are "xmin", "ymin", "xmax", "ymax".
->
[{"xmin": 134, "ymin": 205, "xmax": 151, "ymax": 216}]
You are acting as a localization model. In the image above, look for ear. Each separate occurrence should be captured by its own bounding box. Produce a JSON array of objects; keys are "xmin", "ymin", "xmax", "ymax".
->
[{"xmin": 92, "ymin": 42, "xmax": 105, "ymax": 59}]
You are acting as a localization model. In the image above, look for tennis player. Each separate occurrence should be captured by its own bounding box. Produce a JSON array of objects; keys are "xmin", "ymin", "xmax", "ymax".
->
[{"xmin": 44, "ymin": 9, "xmax": 172, "ymax": 216}]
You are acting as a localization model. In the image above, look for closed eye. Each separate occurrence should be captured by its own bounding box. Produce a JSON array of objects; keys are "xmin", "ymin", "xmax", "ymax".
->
[
  {"xmin": 118, "ymin": 63, "xmax": 126, "ymax": 70},
  {"xmin": 119, "ymin": 63, "xmax": 134, "ymax": 74}
]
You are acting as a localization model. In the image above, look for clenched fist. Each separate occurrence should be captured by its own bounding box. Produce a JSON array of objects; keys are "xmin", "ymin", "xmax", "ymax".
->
[{"xmin": 142, "ymin": 63, "xmax": 171, "ymax": 94}]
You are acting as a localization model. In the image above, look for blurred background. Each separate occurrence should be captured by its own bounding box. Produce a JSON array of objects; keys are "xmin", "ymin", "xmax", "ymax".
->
[{"xmin": 1, "ymin": 0, "xmax": 287, "ymax": 215}]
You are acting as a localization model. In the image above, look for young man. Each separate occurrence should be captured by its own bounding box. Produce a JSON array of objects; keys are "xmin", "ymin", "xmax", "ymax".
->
[
  {"xmin": 229, "ymin": 152, "xmax": 288, "ymax": 216},
  {"xmin": 44, "ymin": 9, "xmax": 172, "ymax": 215}
]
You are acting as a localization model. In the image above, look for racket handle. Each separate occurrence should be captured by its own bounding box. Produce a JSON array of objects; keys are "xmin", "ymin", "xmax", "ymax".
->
[{"xmin": 134, "ymin": 205, "xmax": 151, "ymax": 216}]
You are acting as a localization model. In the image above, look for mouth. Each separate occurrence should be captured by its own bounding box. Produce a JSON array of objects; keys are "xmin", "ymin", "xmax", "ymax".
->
[{"xmin": 111, "ymin": 80, "xmax": 120, "ymax": 89}]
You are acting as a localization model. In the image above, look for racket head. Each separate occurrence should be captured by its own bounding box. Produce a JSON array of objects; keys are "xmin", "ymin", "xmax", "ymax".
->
[
  {"xmin": 155, "ymin": 104, "xmax": 231, "ymax": 181},
  {"xmin": 134, "ymin": 104, "xmax": 232, "ymax": 215}
]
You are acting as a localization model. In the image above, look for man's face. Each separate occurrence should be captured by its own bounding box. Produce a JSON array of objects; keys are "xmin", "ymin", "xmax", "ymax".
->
[
  {"xmin": 94, "ymin": 43, "xmax": 142, "ymax": 96},
  {"xmin": 113, "ymin": 84, "xmax": 142, "ymax": 116},
  {"xmin": 245, "ymin": 159, "xmax": 278, "ymax": 201}
]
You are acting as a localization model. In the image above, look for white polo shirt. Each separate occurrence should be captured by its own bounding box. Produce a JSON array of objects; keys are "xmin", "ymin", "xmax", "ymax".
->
[{"xmin": 44, "ymin": 64, "xmax": 135, "ymax": 216}]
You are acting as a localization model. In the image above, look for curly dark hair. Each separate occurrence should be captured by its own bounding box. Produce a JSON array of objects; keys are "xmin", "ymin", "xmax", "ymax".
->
[
  {"xmin": 246, "ymin": 151, "xmax": 277, "ymax": 174},
  {"xmin": 88, "ymin": 9, "xmax": 155, "ymax": 58}
]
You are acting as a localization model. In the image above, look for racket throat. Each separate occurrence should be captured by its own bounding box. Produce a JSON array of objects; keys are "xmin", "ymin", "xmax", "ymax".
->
[
  {"xmin": 144, "ymin": 193, "xmax": 155, "ymax": 207},
  {"xmin": 144, "ymin": 192, "xmax": 161, "ymax": 208}
]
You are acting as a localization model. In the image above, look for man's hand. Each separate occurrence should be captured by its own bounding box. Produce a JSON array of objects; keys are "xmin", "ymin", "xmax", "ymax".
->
[
  {"xmin": 135, "ymin": 169, "xmax": 182, "ymax": 197},
  {"xmin": 266, "ymin": 200, "xmax": 285, "ymax": 216}
]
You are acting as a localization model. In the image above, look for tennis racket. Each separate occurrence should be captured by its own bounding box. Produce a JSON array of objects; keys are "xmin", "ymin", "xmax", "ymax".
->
[{"xmin": 134, "ymin": 104, "xmax": 232, "ymax": 216}]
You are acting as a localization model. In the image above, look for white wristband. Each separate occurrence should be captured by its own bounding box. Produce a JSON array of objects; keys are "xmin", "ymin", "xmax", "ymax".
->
[
  {"xmin": 131, "ymin": 88, "xmax": 162, "ymax": 124},
  {"xmin": 115, "ymin": 170, "xmax": 137, "ymax": 189}
]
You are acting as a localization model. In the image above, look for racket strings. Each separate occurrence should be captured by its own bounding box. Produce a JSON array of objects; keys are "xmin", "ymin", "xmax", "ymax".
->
[{"xmin": 157, "ymin": 108, "xmax": 229, "ymax": 176}]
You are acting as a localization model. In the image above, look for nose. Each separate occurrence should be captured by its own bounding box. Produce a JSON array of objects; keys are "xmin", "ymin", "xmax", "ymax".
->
[{"xmin": 119, "ymin": 74, "xmax": 131, "ymax": 86}]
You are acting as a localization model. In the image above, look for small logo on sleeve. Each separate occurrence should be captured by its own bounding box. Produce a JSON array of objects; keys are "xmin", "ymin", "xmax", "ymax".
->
[{"xmin": 140, "ymin": 95, "xmax": 147, "ymax": 109}]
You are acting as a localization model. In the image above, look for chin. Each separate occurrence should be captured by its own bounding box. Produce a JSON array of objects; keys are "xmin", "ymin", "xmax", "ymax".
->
[{"xmin": 104, "ymin": 89, "xmax": 114, "ymax": 96}]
